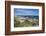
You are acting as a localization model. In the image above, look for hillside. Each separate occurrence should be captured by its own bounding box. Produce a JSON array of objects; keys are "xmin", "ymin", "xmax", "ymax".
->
[{"xmin": 14, "ymin": 15, "xmax": 39, "ymax": 27}]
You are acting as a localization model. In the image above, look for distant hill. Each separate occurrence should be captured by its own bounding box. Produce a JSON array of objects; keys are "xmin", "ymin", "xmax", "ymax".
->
[{"xmin": 15, "ymin": 15, "xmax": 39, "ymax": 19}]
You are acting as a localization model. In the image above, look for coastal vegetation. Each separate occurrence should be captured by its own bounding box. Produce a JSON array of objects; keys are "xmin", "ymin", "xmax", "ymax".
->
[{"xmin": 14, "ymin": 16, "xmax": 39, "ymax": 27}]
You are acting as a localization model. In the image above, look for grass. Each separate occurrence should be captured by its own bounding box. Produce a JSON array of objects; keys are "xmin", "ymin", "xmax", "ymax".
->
[{"xmin": 14, "ymin": 18, "xmax": 39, "ymax": 27}]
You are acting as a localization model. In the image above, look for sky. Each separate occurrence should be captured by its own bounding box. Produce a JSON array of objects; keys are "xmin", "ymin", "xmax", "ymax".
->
[{"xmin": 14, "ymin": 8, "xmax": 39, "ymax": 16}]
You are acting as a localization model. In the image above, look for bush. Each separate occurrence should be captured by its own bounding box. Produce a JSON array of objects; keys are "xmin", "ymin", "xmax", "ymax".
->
[{"xmin": 14, "ymin": 20, "xmax": 20, "ymax": 27}]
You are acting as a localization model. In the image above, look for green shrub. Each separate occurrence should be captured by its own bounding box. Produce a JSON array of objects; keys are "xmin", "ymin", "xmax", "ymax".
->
[{"xmin": 14, "ymin": 20, "xmax": 20, "ymax": 27}]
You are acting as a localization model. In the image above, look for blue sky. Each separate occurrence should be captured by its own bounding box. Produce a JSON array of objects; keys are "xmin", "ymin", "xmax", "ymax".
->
[{"xmin": 14, "ymin": 8, "xmax": 39, "ymax": 16}]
